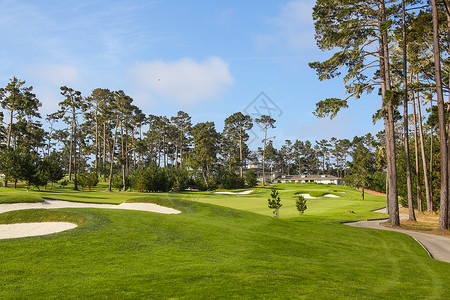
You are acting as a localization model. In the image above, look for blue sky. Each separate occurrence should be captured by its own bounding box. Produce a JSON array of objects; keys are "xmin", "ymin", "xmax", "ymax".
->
[{"xmin": 0, "ymin": 0, "xmax": 384, "ymax": 149}]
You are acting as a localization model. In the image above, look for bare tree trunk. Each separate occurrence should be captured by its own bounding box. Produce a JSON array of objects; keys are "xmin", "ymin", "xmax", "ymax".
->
[
  {"xmin": 103, "ymin": 122, "xmax": 107, "ymax": 182},
  {"xmin": 431, "ymin": 0, "xmax": 449, "ymax": 228},
  {"xmin": 163, "ymin": 134, "xmax": 167, "ymax": 168},
  {"xmin": 157, "ymin": 135, "xmax": 161, "ymax": 167},
  {"xmin": 430, "ymin": 96, "xmax": 434, "ymax": 201},
  {"xmin": 122, "ymin": 123, "xmax": 126, "ymax": 192},
  {"xmin": 3, "ymin": 107, "xmax": 14, "ymax": 187},
  {"xmin": 380, "ymin": 0, "xmax": 399, "ymax": 226},
  {"xmin": 416, "ymin": 85, "xmax": 432, "ymax": 213},
  {"xmin": 108, "ymin": 119, "xmax": 119, "ymax": 192},
  {"xmin": 239, "ymin": 125, "xmax": 243, "ymax": 177},
  {"xmin": 411, "ymin": 85, "xmax": 423, "ymax": 213},
  {"xmin": 68, "ymin": 124, "xmax": 73, "ymax": 181},
  {"xmin": 262, "ymin": 128, "xmax": 267, "ymax": 186},
  {"xmin": 95, "ymin": 111, "xmax": 99, "ymax": 175},
  {"xmin": 73, "ymin": 124, "xmax": 78, "ymax": 191},
  {"xmin": 386, "ymin": 167, "xmax": 389, "ymax": 212},
  {"xmin": 402, "ymin": 0, "xmax": 415, "ymax": 221}
]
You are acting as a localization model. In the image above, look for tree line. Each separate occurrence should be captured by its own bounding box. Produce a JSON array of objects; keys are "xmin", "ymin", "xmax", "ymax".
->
[
  {"xmin": 310, "ymin": 0, "xmax": 450, "ymax": 229},
  {"xmin": 0, "ymin": 76, "xmax": 390, "ymax": 194}
]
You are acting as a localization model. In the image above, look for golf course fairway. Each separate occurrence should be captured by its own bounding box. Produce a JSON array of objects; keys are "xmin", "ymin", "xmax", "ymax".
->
[{"xmin": 0, "ymin": 183, "xmax": 448, "ymax": 299}]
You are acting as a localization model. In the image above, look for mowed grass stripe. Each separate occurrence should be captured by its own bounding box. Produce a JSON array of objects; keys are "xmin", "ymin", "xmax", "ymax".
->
[{"xmin": 0, "ymin": 184, "xmax": 448, "ymax": 298}]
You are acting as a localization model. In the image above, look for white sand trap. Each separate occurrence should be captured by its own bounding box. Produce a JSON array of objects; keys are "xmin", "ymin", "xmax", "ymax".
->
[
  {"xmin": 296, "ymin": 193, "xmax": 318, "ymax": 199},
  {"xmin": 213, "ymin": 190, "xmax": 254, "ymax": 195},
  {"xmin": 323, "ymin": 194, "xmax": 340, "ymax": 198},
  {"xmin": 0, "ymin": 222, "xmax": 77, "ymax": 239},
  {"xmin": 0, "ymin": 200, "xmax": 181, "ymax": 215},
  {"xmin": 0, "ymin": 200, "xmax": 181, "ymax": 240}
]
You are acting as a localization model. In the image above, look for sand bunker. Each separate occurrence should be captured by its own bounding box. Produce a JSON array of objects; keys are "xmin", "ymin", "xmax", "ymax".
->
[
  {"xmin": 0, "ymin": 200, "xmax": 181, "ymax": 215},
  {"xmin": 0, "ymin": 200, "xmax": 181, "ymax": 240},
  {"xmin": 213, "ymin": 190, "xmax": 254, "ymax": 195},
  {"xmin": 296, "ymin": 193, "xmax": 340, "ymax": 199},
  {"xmin": 296, "ymin": 193, "xmax": 318, "ymax": 199},
  {"xmin": 0, "ymin": 222, "xmax": 77, "ymax": 239}
]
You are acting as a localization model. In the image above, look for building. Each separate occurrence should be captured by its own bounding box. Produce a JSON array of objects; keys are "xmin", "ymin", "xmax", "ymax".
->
[
  {"xmin": 245, "ymin": 161, "xmax": 280, "ymax": 183},
  {"xmin": 274, "ymin": 174, "xmax": 343, "ymax": 185},
  {"xmin": 245, "ymin": 161, "xmax": 342, "ymax": 185}
]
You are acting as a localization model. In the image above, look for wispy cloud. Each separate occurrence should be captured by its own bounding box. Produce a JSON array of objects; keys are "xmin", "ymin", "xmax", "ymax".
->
[
  {"xmin": 26, "ymin": 64, "xmax": 81, "ymax": 86},
  {"xmin": 255, "ymin": 0, "xmax": 315, "ymax": 52},
  {"xmin": 128, "ymin": 57, "xmax": 234, "ymax": 106}
]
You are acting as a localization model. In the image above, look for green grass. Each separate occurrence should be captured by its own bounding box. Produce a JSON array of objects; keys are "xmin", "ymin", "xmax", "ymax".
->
[
  {"xmin": 0, "ymin": 189, "xmax": 44, "ymax": 203},
  {"xmin": 0, "ymin": 183, "xmax": 448, "ymax": 298}
]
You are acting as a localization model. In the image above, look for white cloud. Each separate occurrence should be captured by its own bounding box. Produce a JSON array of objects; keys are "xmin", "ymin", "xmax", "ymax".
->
[
  {"xmin": 256, "ymin": 0, "xmax": 315, "ymax": 51},
  {"xmin": 34, "ymin": 86, "xmax": 61, "ymax": 115},
  {"xmin": 27, "ymin": 64, "xmax": 81, "ymax": 86},
  {"xmin": 128, "ymin": 57, "xmax": 234, "ymax": 105}
]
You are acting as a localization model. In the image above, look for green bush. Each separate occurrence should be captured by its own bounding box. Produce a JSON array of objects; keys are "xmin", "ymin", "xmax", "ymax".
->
[
  {"xmin": 296, "ymin": 195, "xmax": 307, "ymax": 215},
  {"xmin": 244, "ymin": 169, "xmax": 257, "ymax": 187},
  {"xmin": 268, "ymin": 188, "xmax": 282, "ymax": 218},
  {"xmin": 217, "ymin": 170, "xmax": 245, "ymax": 190},
  {"xmin": 112, "ymin": 174, "xmax": 131, "ymax": 191},
  {"xmin": 77, "ymin": 173, "xmax": 99, "ymax": 191}
]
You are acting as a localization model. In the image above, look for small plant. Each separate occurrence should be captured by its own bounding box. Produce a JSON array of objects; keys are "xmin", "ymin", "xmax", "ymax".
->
[
  {"xmin": 268, "ymin": 188, "xmax": 282, "ymax": 218},
  {"xmin": 296, "ymin": 195, "xmax": 307, "ymax": 215}
]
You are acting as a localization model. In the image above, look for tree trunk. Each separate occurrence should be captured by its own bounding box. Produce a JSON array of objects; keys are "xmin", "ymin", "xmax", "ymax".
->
[
  {"xmin": 262, "ymin": 128, "xmax": 267, "ymax": 186},
  {"xmin": 361, "ymin": 187, "xmax": 365, "ymax": 200},
  {"xmin": 411, "ymin": 84, "xmax": 423, "ymax": 213},
  {"xmin": 402, "ymin": 0, "xmax": 416, "ymax": 221},
  {"xmin": 443, "ymin": 0, "xmax": 450, "ymax": 229},
  {"xmin": 73, "ymin": 122, "xmax": 78, "ymax": 191},
  {"xmin": 430, "ymin": 96, "xmax": 434, "ymax": 201},
  {"xmin": 239, "ymin": 125, "xmax": 243, "ymax": 177},
  {"xmin": 108, "ymin": 119, "xmax": 120, "ymax": 192},
  {"xmin": 380, "ymin": 0, "xmax": 399, "ymax": 226},
  {"xmin": 121, "ymin": 122, "xmax": 126, "ymax": 192},
  {"xmin": 68, "ymin": 124, "xmax": 73, "ymax": 181},
  {"xmin": 416, "ymin": 85, "xmax": 432, "ymax": 213},
  {"xmin": 431, "ymin": 0, "xmax": 449, "ymax": 228},
  {"xmin": 95, "ymin": 110, "xmax": 99, "ymax": 175},
  {"xmin": 103, "ymin": 122, "xmax": 107, "ymax": 182}
]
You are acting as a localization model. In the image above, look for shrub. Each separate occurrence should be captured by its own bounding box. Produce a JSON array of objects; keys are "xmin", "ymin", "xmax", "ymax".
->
[
  {"xmin": 296, "ymin": 195, "xmax": 307, "ymax": 215},
  {"xmin": 268, "ymin": 188, "xmax": 282, "ymax": 218},
  {"xmin": 78, "ymin": 173, "xmax": 99, "ymax": 191},
  {"xmin": 112, "ymin": 174, "xmax": 131, "ymax": 191},
  {"xmin": 244, "ymin": 169, "xmax": 258, "ymax": 187},
  {"xmin": 131, "ymin": 168, "xmax": 149, "ymax": 192},
  {"xmin": 217, "ymin": 170, "xmax": 245, "ymax": 190}
]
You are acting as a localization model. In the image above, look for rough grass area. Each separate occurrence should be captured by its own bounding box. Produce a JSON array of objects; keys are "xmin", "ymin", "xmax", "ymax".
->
[{"xmin": 0, "ymin": 183, "xmax": 448, "ymax": 298}]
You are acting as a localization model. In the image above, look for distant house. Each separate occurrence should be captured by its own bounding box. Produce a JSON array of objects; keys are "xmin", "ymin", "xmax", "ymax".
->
[
  {"xmin": 245, "ymin": 161, "xmax": 342, "ymax": 185},
  {"xmin": 275, "ymin": 174, "xmax": 343, "ymax": 185},
  {"xmin": 245, "ymin": 161, "xmax": 280, "ymax": 182}
]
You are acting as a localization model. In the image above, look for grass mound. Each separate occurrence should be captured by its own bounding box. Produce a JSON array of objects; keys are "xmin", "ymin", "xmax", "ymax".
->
[{"xmin": 0, "ymin": 191, "xmax": 44, "ymax": 204}]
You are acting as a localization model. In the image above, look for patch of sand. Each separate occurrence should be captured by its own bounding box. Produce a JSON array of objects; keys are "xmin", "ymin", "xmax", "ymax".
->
[
  {"xmin": 213, "ymin": 190, "xmax": 254, "ymax": 195},
  {"xmin": 0, "ymin": 200, "xmax": 182, "ymax": 215},
  {"xmin": 296, "ymin": 193, "xmax": 318, "ymax": 199},
  {"xmin": 323, "ymin": 194, "xmax": 340, "ymax": 198},
  {"xmin": 0, "ymin": 222, "xmax": 77, "ymax": 239},
  {"xmin": 0, "ymin": 200, "xmax": 181, "ymax": 240}
]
